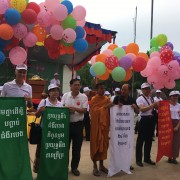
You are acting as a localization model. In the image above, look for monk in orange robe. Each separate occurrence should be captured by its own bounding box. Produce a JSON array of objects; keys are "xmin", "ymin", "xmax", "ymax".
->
[{"xmin": 90, "ymin": 83, "xmax": 112, "ymax": 176}]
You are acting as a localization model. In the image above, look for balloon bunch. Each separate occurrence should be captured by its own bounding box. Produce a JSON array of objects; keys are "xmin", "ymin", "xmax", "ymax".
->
[
  {"xmin": 141, "ymin": 34, "xmax": 180, "ymax": 90},
  {"xmin": 89, "ymin": 43, "xmax": 148, "ymax": 82},
  {"xmin": 0, "ymin": 0, "xmax": 88, "ymax": 65}
]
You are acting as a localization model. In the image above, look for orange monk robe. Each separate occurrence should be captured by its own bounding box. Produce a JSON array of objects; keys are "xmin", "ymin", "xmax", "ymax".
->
[{"xmin": 90, "ymin": 95, "xmax": 110, "ymax": 161}]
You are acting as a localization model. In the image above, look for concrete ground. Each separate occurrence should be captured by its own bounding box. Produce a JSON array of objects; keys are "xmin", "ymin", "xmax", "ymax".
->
[{"xmin": 29, "ymin": 135, "xmax": 180, "ymax": 180}]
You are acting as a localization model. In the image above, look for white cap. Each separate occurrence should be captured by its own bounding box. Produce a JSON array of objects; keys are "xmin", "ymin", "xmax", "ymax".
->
[
  {"xmin": 76, "ymin": 75, "xmax": 80, "ymax": 79},
  {"xmin": 115, "ymin": 87, "xmax": 120, "ymax": 92},
  {"xmin": 141, "ymin": 82, "xmax": 150, "ymax": 89},
  {"xmin": 104, "ymin": 91, "xmax": 110, "ymax": 95},
  {"xmin": 83, "ymin": 87, "xmax": 91, "ymax": 92},
  {"xmin": 169, "ymin": 90, "xmax": 180, "ymax": 96},
  {"xmin": 0, "ymin": 86, "xmax": 3, "ymax": 91},
  {"xmin": 156, "ymin": 90, "xmax": 162, "ymax": 93},
  {"xmin": 54, "ymin": 73, "xmax": 59, "ymax": 76},
  {"xmin": 48, "ymin": 84, "xmax": 59, "ymax": 91},
  {"xmin": 16, "ymin": 64, "xmax": 27, "ymax": 71}
]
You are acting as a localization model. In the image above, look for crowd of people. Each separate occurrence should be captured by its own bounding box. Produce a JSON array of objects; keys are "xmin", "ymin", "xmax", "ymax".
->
[{"xmin": 0, "ymin": 63, "xmax": 180, "ymax": 177}]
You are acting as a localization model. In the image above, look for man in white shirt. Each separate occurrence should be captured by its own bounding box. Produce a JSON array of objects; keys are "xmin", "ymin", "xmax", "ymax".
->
[
  {"xmin": 50, "ymin": 73, "xmax": 60, "ymax": 87},
  {"xmin": 61, "ymin": 79, "xmax": 88, "ymax": 176},
  {"xmin": 154, "ymin": 90, "xmax": 163, "ymax": 102},
  {"xmin": 110, "ymin": 87, "xmax": 120, "ymax": 102},
  {"xmin": 135, "ymin": 83, "xmax": 159, "ymax": 167},
  {"xmin": 1, "ymin": 64, "xmax": 32, "ymax": 108}
]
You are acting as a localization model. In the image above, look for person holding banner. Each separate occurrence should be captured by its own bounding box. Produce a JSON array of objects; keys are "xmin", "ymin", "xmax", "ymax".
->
[
  {"xmin": 168, "ymin": 90, "xmax": 180, "ymax": 164},
  {"xmin": 61, "ymin": 79, "xmax": 88, "ymax": 176},
  {"xmin": 135, "ymin": 83, "xmax": 159, "ymax": 167},
  {"xmin": 33, "ymin": 83, "xmax": 63, "ymax": 173},
  {"xmin": 1, "ymin": 64, "xmax": 32, "ymax": 108},
  {"xmin": 90, "ymin": 83, "xmax": 112, "ymax": 176}
]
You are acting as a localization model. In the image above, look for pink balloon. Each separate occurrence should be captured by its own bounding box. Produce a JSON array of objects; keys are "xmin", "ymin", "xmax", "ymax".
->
[
  {"xmin": 62, "ymin": 28, "xmax": 76, "ymax": 43},
  {"xmin": 0, "ymin": 0, "xmax": 9, "ymax": 14},
  {"xmin": 13, "ymin": 23, "xmax": 28, "ymax": 39},
  {"xmin": 37, "ymin": 11, "xmax": 52, "ymax": 27},
  {"xmin": 126, "ymin": 53, "xmax": 136, "ymax": 61},
  {"xmin": 147, "ymin": 75, "xmax": 158, "ymax": 85},
  {"xmin": 168, "ymin": 69, "xmax": 179, "ymax": 80},
  {"xmin": 153, "ymin": 82, "xmax": 164, "ymax": 90},
  {"xmin": 53, "ymin": 4, "xmax": 68, "ymax": 21},
  {"xmin": 9, "ymin": 46, "xmax": 27, "ymax": 65},
  {"xmin": 23, "ymin": 32, "xmax": 37, "ymax": 47},
  {"xmin": 164, "ymin": 79, "xmax": 176, "ymax": 89},
  {"xmin": 72, "ymin": 5, "xmax": 86, "ymax": 21},
  {"xmin": 140, "ymin": 65, "xmax": 153, "ymax": 77},
  {"xmin": 148, "ymin": 57, "xmax": 161, "ymax": 68},
  {"xmin": 150, "ymin": 51, "xmax": 160, "ymax": 58},
  {"xmin": 102, "ymin": 49, "xmax": 113, "ymax": 57},
  {"xmin": 157, "ymin": 65, "xmax": 169, "ymax": 77},
  {"xmin": 167, "ymin": 60, "xmax": 179, "ymax": 71},
  {"xmin": 50, "ymin": 25, "xmax": 63, "ymax": 40},
  {"xmin": 77, "ymin": 19, "xmax": 86, "ymax": 27},
  {"xmin": 90, "ymin": 55, "xmax": 97, "ymax": 65},
  {"xmin": 45, "ymin": 0, "xmax": 59, "ymax": 12},
  {"xmin": 39, "ymin": 2, "xmax": 47, "ymax": 11}
]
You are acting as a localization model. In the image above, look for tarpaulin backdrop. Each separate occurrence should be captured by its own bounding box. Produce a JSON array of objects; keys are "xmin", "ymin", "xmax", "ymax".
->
[{"xmin": 0, "ymin": 97, "xmax": 33, "ymax": 180}]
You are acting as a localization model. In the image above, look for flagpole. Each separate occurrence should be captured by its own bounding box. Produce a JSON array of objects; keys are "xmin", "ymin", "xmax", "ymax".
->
[{"xmin": 150, "ymin": 0, "xmax": 154, "ymax": 39}]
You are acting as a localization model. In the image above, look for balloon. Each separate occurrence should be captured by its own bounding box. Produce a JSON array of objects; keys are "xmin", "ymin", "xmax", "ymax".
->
[
  {"xmin": 10, "ymin": 0, "xmax": 26, "ymax": 13},
  {"xmin": 53, "ymin": 4, "xmax": 68, "ymax": 21},
  {"xmin": 167, "ymin": 60, "xmax": 179, "ymax": 71},
  {"xmin": 111, "ymin": 67, "xmax": 126, "ymax": 82},
  {"xmin": 137, "ymin": 52, "xmax": 149, "ymax": 61},
  {"xmin": 72, "ymin": 5, "xmax": 86, "ymax": 21},
  {"xmin": 156, "ymin": 34, "xmax": 167, "ymax": 47},
  {"xmin": 90, "ymin": 55, "xmax": 96, "ymax": 65},
  {"xmin": 61, "ymin": 0, "xmax": 73, "ymax": 14},
  {"xmin": 9, "ymin": 46, "xmax": 27, "ymax": 65},
  {"xmin": 4, "ymin": 36, "xmax": 19, "ymax": 51},
  {"xmin": 165, "ymin": 42, "xmax": 174, "ymax": 50},
  {"xmin": 50, "ymin": 24, "xmax": 63, "ymax": 40},
  {"xmin": 97, "ymin": 69, "xmax": 109, "ymax": 80},
  {"xmin": 102, "ymin": 49, "xmax": 113, "ymax": 57},
  {"xmin": 89, "ymin": 66, "xmax": 96, "ymax": 77},
  {"xmin": 44, "ymin": 36, "xmax": 59, "ymax": 51},
  {"xmin": 23, "ymin": 32, "xmax": 37, "ymax": 47},
  {"xmin": 159, "ymin": 45, "xmax": 171, "ymax": 53},
  {"xmin": 123, "ymin": 69, "xmax": 132, "ymax": 81},
  {"xmin": 140, "ymin": 65, "xmax": 153, "ymax": 77},
  {"xmin": 75, "ymin": 26, "xmax": 85, "ymax": 39},
  {"xmin": 157, "ymin": 65, "xmax": 169, "ymax": 77},
  {"xmin": 76, "ymin": 19, "xmax": 86, "ymax": 27},
  {"xmin": 39, "ymin": 2, "xmax": 46, "ymax": 11},
  {"xmin": 0, "ymin": 0, "xmax": 9, "ymax": 15},
  {"xmin": 0, "ymin": 51, "xmax": 5, "ymax": 64},
  {"xmin": 22, "ymin": 9, "xmax": 37, "ymax": 24},
  {"xmin": 62, "ymin": 28, "xmax": 76, "ymax": 43},
  {"xmin": 32, "ymin": 25, "xmax": 46, "ymax": 42},
  {"xmin": 119, "ymin": 56, "xmax": 132, "ymax": 70},
  {"xmin": 132, "ymin": 57, "xmax": 147, "ymax": 72},
  {"xmin": 148, "ymin": 57, "xmax": 161, "ymax": 68},
  {"xmin": 113, "ymin": 47, "xmax": 125, "ymax": 59},
  {"xmin": 92, "ymin": 62, "xmax": 106, "ymax": 76},
  {"xmin": 164, "ymin": 79, "xmax": 176, "ymax": 89},
  {"xmin": 150, "ymin": 37, "xmax": 158, "ymax": 48},
  {"xmin": 126, "ymin": 53, "xmax": 136, "ymax": 61},
  {"xmin": 149, "ymin": 46, "xmax": 159, "ymax": 54},
  {"xmin": 108, "ymin": 44, "xmax": 118, "ymax": 51},
  {"xmin": 45, "ymin": 0, "xmax": 59, "ymax": 12},
  {"xmin": 4, "ymin": 8, "xmax": 21, "ymax": 25},
  {"xmin": 48, "ymin": 49, "xmax": 59, "ymax": 59},
  {"xmin": 26, "ymin": 2, "xmax": 40, "ymax": 14},
  {"xmin": 0, "ymin": 23, "xmax": 14, "ymax": 40},
  {"xmin": 13, "ymin": 23, "xmax": 27, "ymax": 39},
  {"xmin": 126, "ymin": 43, "xmax": 139, "ymax": 55},
  {"xmin": 160, "ymin": 49, "xmax": 174, "ymax": 64},
  {"xmin": 96, "ymin": 54, "xmax": 107, "ymax": 63},
  {"xmin": 73, "ymin": 38, "xmax": 88, "ymax": 52},
  {"xmin": 147, "ymin": 75, "xmax": 158, "ymax": 85},
  {"xmin": 62, "ymin": 16, "xmax": 77, "ymax": 29},
  {"xmin": 121, "ymin": 46, "xmax": 126, "ymax": 51},
  {"xmin": 105, "ymin": 55, "xmax": 119, "ymax": 70},
  {"xmin": 150, "ymin": 51, "xmax": 160, "ymax": 58},
  {"xmin": 37, "ymin": 11, "xmax": 52, "ymax": 27}
]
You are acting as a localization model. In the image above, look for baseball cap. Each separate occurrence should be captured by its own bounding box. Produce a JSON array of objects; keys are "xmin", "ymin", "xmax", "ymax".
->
[
  {"xmin": 54, "ymin": 73, "xmax": 59, "ymax": 76},
  {"xmin": 16, "ymin": 64, "xmax": 27, "ymax": 71},
  {"xmin": 156, "ymin": 90, "xmax": 161, "ymax": 93},
  {"xmin": 48, "ymin": 84, "xmax": 59, "ymax": 91},
  {"xmin": 169, "ymin": 90, "xmax": 180, "ymax": 96},
  {"xmin": 141, "ymin": 83, "xmax": 150, "ymax": 89},
  {"xmin": 115, "ymin": 87, "xmax": 120, "ymax": 92},
  {"xmin": 83, "ymin": 87, "xmax": 91, "ymax": 92},
  {"xmin": 104, "ymin": 91, "xmax": 110, "ymax": 95}
]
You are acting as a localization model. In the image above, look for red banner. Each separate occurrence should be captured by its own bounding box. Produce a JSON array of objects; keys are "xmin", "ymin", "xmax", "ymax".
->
[{"xmin": 156, "ymin": 100, "xmax": 173, "ymax": 162}]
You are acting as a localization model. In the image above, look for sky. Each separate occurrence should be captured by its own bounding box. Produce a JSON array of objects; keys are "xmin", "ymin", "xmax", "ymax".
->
[{"xmin": 30, "ymin": 0, "xmax": 180, "ymax": 53}]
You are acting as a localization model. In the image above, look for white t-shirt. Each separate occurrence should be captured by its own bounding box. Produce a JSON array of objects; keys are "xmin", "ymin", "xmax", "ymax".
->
[
  {"xmin": 38, "ymin": 98, "xmax": 63, "ymax": 109},
  {"xmin": 61, "ymin": 92, "xmax": 88, "ymax": 122},
  {"xmin": 136, "ymin": 95, "xmax": 153, "ymax": 116},
  {"xmin": 50, "ymin": 78, "xmax": 60, "ymax": 86},
  {"xmin": 110, "ymin": 95, "xmax": 115, "ymax": 102},
  {"xmin": 1, "ymin": 79, "xmax": 32, "ymax": 97},
  {"xmin": 154, "ymin": 96, "xmax": 163, "ymax": 102},
  {"xmin": 170, "ymin": 103, "xmax": 180, "ymax": 120}
]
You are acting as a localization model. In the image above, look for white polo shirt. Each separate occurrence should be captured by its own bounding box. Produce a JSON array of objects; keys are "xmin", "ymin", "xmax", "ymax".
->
[
  {"xmin": 1, "ymin": 79, "xmax": 32, "ymax": 97},
  {"xmin": 61, "ymin": 92, "xmax": 88, "ymax": 122},
  {"xmin": 136, "ymin": 95, "xmax": 153, "ymax": 116},
  {"xmin": 170, "ymin": 103, "xmax": 180, "ymax": 120},
  {"xmin": 154, "ymin": 96, "xmax": 163, "ymax": 102},
  {"xmin": 50, "ymin": 78, "xmax": 60, "ymax": 86},
  {"xmin": 38, "ymin": 98, "xmax": 63, "ymax": 109}
]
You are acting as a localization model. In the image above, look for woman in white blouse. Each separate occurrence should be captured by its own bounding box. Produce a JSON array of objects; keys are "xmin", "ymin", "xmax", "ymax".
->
[
  {"xmin": 33, "ymin": 84, "xmax": 63, "ymax": 173},
  {"xmin": 168, "ymin": 90, "xmax": 180, "ymax": 164}
]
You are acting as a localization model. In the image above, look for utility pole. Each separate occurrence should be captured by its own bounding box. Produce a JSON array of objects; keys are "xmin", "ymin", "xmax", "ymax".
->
[{"xmin": 150, "ymin": 0, "xmax": 154, "ymax": 39}]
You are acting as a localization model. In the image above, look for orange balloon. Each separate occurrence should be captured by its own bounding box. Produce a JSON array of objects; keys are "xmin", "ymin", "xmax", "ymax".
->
[
  {"xmin": 108, "ymin": 44, "xmax": 118, "ymax": 51},
  {"xmin": 107, "ymin": 68, "xmax": 112, "ymax": 73},
  {"xmin": 96, "ymin": 54, "xmax": 107, "ymax": 63},
  {"xmin": 64, "ymin": 46, "xmax": 75, "ymax": 54},
  {"xmin": 97, "ymin": 69, "xmax": 109, "ymax": 80},
  {"xmin": 123, "ymin": 69, "xmax": 132, "ymax": 81},
  {"xmin": 32, "ymin": 25, "xmax": 46, "ymax": 42},
  {"xmin": 126, "ymin": 43, "xmax": 139, "ymax": 55},
  {"xmin": 137, "ymin": 52, "xmax": 149, "ymax": 61},
  {"xmin": 0, "ymin": 24, "xmax": 14, "ymax": 40}
]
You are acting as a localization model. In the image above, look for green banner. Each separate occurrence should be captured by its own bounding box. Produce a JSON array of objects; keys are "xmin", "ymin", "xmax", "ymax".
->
[
  {"xmin": 37, "ymin": 107, "xmax": 70, "ymax": 180},
  {"xmin": 0, "ymin": 97, "xmax": 33, "ymax": 180}
]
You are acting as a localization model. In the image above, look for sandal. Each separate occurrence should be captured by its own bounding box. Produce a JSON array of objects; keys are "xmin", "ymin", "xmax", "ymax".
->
[
  {"xmin": 93, "ymin": 168, "xmax": 101, "ymax": 176},
  {"xmin": 99, "ymin": 166, "xmax": 108, "ymax": 174}
]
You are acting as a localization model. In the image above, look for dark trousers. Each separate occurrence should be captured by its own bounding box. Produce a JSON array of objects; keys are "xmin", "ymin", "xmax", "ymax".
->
[
  {"xmin": 83, "ymin": 111, "xmax": 90, "ymax": 141},
  {"xmin": 69, "ymin": 121, "xmax": 83, "ymax": 170},
  {"xmin": 136, "ymin": 116, "xmax": 154, "ymax": 162}
]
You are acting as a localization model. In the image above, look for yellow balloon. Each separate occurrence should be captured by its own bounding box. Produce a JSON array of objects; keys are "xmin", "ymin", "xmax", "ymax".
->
[
  {"xmin": 10, "ymin": 0, "xmax": 26, "ymax": 13},
  {"xmin": 36, "ymin": 42, "xmax": 44, "ymax": 46}
]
